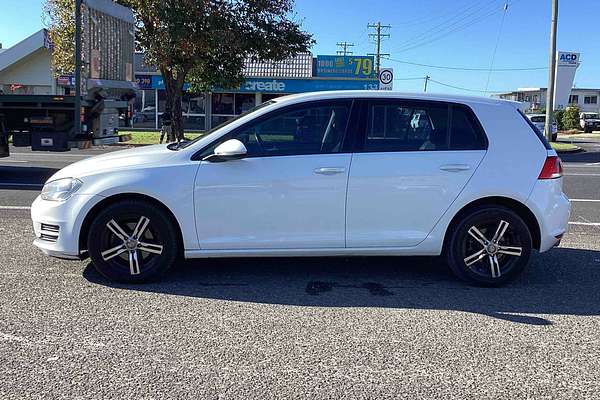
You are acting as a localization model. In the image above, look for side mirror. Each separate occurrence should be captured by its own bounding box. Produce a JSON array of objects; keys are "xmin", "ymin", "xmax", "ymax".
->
[{"xmin": 203, "ymin": 139, "xmax": 247, "ymax": 162}]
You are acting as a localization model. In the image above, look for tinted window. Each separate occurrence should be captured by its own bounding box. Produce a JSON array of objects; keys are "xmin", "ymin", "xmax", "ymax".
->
[
  {"xmin": 208, "ymin": 101, "xmax": 351, "ymax": 157},
  {"xmin": 529, "ymin": 116, "xmax": 545, "ymax": 123},
  {"xmin": 364, "ymin": 102, "xmax": 449, "ymax": 151},
  {"xmin": 450, "ymin": 106, "xmax": 487, "ymax": 150}
]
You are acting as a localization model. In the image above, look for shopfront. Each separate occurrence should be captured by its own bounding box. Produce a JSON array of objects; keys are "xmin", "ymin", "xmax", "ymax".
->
[{"xmin": 132, "ymin": 54, "xmax": 384, "ymax": 131}]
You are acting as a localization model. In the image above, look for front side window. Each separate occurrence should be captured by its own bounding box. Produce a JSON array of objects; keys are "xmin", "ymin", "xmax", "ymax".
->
[{"xmin": 207, "ymin": 101, "xmax": 352, "ymax": 158}]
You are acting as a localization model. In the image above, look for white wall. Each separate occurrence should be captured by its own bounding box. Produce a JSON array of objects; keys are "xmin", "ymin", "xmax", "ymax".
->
[{"xmin": 0, "ymin": 48, "xmax": 54, "ymax": 94}]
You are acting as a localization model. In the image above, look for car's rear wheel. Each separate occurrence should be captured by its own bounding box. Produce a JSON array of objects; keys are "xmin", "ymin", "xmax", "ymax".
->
[
  {"xmin": 447, "ymin": 206, "xmax": 532, "ymax": 286},
  {"xmin": 87, "ymin": 200, "xmax": 178, "ymax": 283}
]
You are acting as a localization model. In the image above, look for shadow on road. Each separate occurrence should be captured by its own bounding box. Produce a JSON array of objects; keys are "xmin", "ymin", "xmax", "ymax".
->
[
  {"xmin": 84, "ymin": 246, "xmax": 600, "ymax": 325},
  {"xmin": 0, "ymin": 166, "xmax": 59, "ymax": 189}
]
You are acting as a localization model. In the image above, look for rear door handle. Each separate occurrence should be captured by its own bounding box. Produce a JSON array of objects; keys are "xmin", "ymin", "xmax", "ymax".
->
[
  {"xmin": 439, "ymin": 164, "xmax": 471, "ymax": 172},
  {"xmin": 314, "ymin": 167, "xmax": 346, "ymax": 175}
]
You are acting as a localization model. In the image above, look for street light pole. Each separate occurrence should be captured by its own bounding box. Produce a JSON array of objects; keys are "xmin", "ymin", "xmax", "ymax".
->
[
  {"xmin": 74, "ymin": 0, "xmax": 82, "ymax": 137},
  {"xmin": 544, "ymin": 0, "xmax": 558, "ymax": 142}
]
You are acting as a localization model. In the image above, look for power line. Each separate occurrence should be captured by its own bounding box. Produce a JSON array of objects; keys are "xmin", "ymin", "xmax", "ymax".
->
[
  {"xmin": 383, "ymin": 56, "xmax": 546, "ymax": 72},
  {"xmin": 336, "ymin": 41, "xmax": 355, "ymax": 56},
  {"xmin": 392, "ymin": 1, "xmax": 517, "ymax": 54},
  {"xmin": 392, "ymin": 77, "xmax": 425, "ymax": 81},
  {"xmin": 391, "ymin": 0, "xmax": 499, "ymax": 52},
  {"xmin": 485, "ymin": 3, "xmax": 509, "ymax": 91},
  {"xmin": 428, "ymin": 78, "xmax": 505, "ymax": 93},
  {"xmin": 367, "ymin": 22, "xmax": 391, "ymax": 73}
]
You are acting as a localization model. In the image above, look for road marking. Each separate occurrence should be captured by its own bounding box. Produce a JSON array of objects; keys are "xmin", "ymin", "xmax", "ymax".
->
[
  {"xmin": 586, "ymin": 162, "xmax": 600, "ymax": 166},
  {"xmin": 569, "ymin": 221, "xmax": 600, "ymax": 227},
  {"xmin": 570, "ymin": 199, "xmax": 600, "ymax": 203},
  {"xmin": 0, "ymin": 160, "xmax": 28, "ymax": 163},
  {"xmin": 0, "ymin": 206, "xmax": 31, "ymax": 210}
]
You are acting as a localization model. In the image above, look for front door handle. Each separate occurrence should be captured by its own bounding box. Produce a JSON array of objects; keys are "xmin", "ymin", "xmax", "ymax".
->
[
  {"xmin": 314, "ymin": 167, "xmax": 346, "ymax": 175},
  {"xmin": 439, "ymin": 164, "xmax": 471, "ymax": 172}
]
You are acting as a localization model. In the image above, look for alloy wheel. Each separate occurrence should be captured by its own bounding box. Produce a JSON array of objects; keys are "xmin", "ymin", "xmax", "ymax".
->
[
  {"xmin": 100, "ymin": 215, "xmax": 164, "ymax": 276},
  {"xmin": 462, "ymin": 220, "xmax": 523, "ymax": 279}
]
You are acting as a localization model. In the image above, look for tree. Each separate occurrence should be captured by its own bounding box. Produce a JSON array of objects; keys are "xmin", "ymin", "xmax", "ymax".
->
[
  {"xmin": 561, "ymin": 106, "xmax": 580, "ymax": 131},
  {"xmin": 44, "ymin": 0, "xmax": 313, "ymax": 141},
  {"xmin": 43, "ymin": 0, "xmax": 75, "ymax": 77}
]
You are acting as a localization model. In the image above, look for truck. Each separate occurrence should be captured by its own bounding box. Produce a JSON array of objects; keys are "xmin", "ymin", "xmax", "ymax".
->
[{"xmin": 0, "ymin": 0, "xmax": 136, "ymax": 157}]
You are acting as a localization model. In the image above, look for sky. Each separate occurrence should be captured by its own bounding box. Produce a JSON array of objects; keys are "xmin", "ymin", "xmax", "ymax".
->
[{"xmin": 1, "ymin": 0, "xmax": 599, "ymax": 95}]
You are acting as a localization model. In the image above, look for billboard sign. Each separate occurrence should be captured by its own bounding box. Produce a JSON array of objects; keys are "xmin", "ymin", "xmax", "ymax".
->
[
  {"xmin": 554, "ymin": 51, "xmax": 580, "ymax": 110},
  {"xmin": 316, "ymin": 55, "xmax": 375, "ymax": 78}
]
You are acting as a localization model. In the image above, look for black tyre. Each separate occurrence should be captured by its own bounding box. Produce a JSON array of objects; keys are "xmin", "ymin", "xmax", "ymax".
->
[
  {"xmin": 87, "ymin": 200, "xmax": 178, "ymax": 283},
  {"xmin": 446, "ymin": 206, "xmax": 532, "ymax": 286}
]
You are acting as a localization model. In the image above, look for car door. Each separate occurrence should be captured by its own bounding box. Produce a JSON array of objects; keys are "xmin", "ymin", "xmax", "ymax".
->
[
  {"xmin": 194, "ymin": 100, "xmax": 354, "ymax": 250},
  {"xmin": 346, "ymin": 100, "xmax": 487, "ymax": 247}
]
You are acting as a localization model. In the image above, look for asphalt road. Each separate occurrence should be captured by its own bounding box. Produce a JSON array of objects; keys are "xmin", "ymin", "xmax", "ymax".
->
[{"xmin": 0, "ymin": 139, "xmax": 599, "ymax": 399}]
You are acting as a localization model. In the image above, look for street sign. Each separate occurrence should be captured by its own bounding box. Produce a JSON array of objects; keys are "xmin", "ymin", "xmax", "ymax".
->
[
  {"xmin": 378, "ymin": 68, "xmax": 393, "ymax": 90},
  {"xmin": 316, "ymin": 55, "xmax": 375, "ymax": 78}
]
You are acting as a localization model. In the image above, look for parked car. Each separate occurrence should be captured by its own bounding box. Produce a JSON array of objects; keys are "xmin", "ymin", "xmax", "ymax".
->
[
  {"xmin": 31, "ymin": 91, "xmax": 570, "ymax": 286},
  {"xmin": 132, "ymin": 106, "xmax": 159, "ymax": 123},
  {"xmin": 527, "ymin": 114, "xmax": 557, "ymax": 141},
  {"xmin": 580, "ymin": 112, "xmax": 600, "ymax": 133}
]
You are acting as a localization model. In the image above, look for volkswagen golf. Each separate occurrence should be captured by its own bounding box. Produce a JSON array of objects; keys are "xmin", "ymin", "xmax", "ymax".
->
[{"xmin": 31, "ymin": 91, "xmax": 570, "ymax": 286}]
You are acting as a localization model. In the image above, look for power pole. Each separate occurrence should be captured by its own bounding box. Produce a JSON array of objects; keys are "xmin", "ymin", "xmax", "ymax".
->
[
  {"xmin": 74, "ymin": 0, "xmax": 82, "ymax": 137},
  {"xmin": 544, "ymin": 0, "xmax": 558, "ymax": 142},
  {"xmin": 336, "ymin": 41, "xmax": 355, "ymax": 56},
  {"xmin": 367, "ymin": 22, "xmax": 391, "ymax": 73},
  {"xmin": 424, "ymin": 75, "xmax": 430, "ymax": 92}
]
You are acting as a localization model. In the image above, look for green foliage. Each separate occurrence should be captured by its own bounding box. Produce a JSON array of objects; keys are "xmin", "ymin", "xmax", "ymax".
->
[
  {"xmin": 554, "ymin": 109, "xmax": 565, "ymax": 130},
  {"xmin": 43, "ymin": 0, "xmax": 75, "ymax": 76},
  {"xmin": 45, "ymin": 0, "xmax": 313, "ymax": 140},
  {"xmin": 562, "ymin": 106, "xmax": 581, "ymax": 130}
]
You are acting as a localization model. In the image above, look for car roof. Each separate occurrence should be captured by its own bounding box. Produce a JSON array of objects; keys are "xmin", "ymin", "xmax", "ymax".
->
[{"xmin": 271, "ymin": 90, "xmax": 519, "ymax": 108}]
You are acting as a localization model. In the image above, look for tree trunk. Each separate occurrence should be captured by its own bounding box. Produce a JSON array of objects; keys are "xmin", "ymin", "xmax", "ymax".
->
[{"xmin": 161, "ymin": 66, "xmax": 186, "ymax": 142}]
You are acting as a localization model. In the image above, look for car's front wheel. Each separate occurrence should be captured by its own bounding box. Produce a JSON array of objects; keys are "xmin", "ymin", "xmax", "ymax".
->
[
  {"xmin": 446, "ymin": 206, "xmax": 532, "ymax": 286},
  {"xmin": 87, "ymin": 200, "xmax": 178, "ymax": 283}
]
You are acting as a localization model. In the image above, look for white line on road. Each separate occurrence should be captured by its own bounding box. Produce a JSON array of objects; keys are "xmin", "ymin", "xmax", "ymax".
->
[
  {"xmin": 0, "ymin": 160, "xmax": 28, "ymax": 163},
  {"xmin": 569, "ymin": 221, "xmax": 600, "ymax": 227},
  {"xmin": 0, "ymin": 206, "xmax": 31, "ymax": 210},
  {"xmin": 569, "ymin": 199, "xmax": 600, "ymax": 203}
]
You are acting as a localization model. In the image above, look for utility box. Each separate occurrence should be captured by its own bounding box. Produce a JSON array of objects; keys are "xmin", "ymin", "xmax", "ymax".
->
[{"xmin": 31, "ymin": 131, "xmax": 69, "ymax": 152}]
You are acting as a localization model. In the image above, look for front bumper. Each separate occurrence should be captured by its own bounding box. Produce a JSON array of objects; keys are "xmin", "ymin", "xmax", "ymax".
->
[{"xmin": 31, "ymin": 194, "xmax": 101, "ymax": 260}]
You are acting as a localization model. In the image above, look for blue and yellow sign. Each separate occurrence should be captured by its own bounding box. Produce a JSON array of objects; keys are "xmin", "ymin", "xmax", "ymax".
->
[{"xmin": 316, "ymin": 55, "xmax": 375, "ymax": 78}]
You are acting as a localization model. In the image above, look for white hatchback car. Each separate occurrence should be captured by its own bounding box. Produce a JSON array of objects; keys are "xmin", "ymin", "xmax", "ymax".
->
[{"xmin": 31, "ymin": 91, "xmax": 570, "ymax": 286}]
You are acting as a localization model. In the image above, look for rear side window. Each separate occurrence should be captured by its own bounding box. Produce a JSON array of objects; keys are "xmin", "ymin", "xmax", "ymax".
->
[
  {"xmin": 449, "ymin": 106, "xmax": 487, "ymax": 150},
  {"xmin": 364, "ymin": 103, "xmax": 449, "ymax": 152},
  {"xmin": 361, "ymin": 100, "xmax": 487, "ymax": 152},
  {"xmin": 518, "ymin": 109, "xmax": 552, "ymax": 150}
]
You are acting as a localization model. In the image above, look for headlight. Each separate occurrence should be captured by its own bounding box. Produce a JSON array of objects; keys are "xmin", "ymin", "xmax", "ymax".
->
[{"xmin": 41, "ymin": 178, "xmax": 83, "ymax": 201}]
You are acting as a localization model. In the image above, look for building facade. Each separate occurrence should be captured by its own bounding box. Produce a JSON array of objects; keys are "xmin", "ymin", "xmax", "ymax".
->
[
  {"xmin": 497, "ymin": 87, "xmax": 600, "ymax": 113},
  {"xmin": 132, "ymin": 53, "xmax": 384, "ymax": 131}
]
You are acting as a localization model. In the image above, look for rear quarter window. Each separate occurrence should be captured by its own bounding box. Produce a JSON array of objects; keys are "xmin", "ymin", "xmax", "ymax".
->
[{"xmin": 518, "ymin": 109, "xmax": 552, "ymax": 150}]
